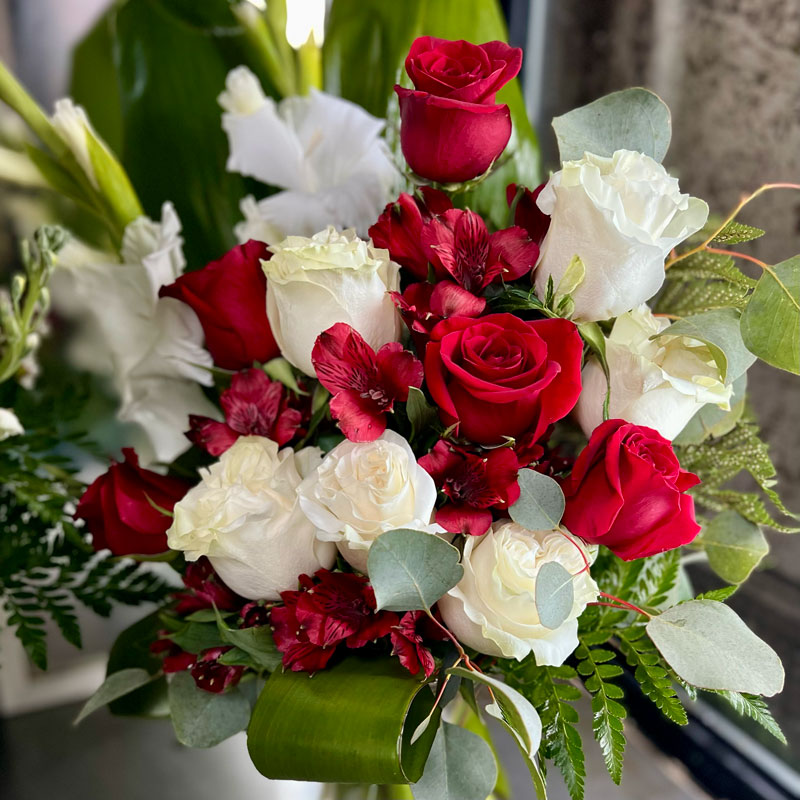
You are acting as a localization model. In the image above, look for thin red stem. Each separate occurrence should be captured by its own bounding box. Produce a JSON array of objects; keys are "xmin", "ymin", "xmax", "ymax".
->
[{"xmin": 705, "ymin": 246, "xmax": 768, "ymax": 269}]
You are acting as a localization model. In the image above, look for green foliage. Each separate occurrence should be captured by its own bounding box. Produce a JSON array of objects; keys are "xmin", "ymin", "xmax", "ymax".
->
[
  {"xmin": 698, "ymin": 510, "xmax": 768, "ymax": 584},
  {"xmin": 575, "ymin": 642, "xmax": 626, "ymax": 784},
  {"xmin": 656, "ymin": 250, "xmax": 755, "ymax": 316},
  {"xmin": 675, "ymin": 414, "xmax": 798, "ymax": 531},
  {"xmin": 509, "ymin": 469, "xmax": 566, "ymax": 531},
  {"xmin": 711, "ymin": 221, "xmax": 765, "ymax": 245},
  {"xmin": 617, "ymin": 627, "xmax": 688, "ymax": 725},
  {"xmin": 710, "ymin": 690, "xmax": 786, "ymax": 744}
]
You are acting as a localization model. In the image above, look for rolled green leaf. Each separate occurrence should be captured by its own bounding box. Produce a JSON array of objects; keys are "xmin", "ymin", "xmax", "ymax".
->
[{"xmin": 248, "ymin": 657, "xmax": 440, "ymax": 784}]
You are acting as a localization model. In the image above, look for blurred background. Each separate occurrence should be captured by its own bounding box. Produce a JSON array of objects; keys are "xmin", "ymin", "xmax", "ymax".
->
[{"xmin": 1, "ymin": 1, "xmax": 798, "ymax": 798}]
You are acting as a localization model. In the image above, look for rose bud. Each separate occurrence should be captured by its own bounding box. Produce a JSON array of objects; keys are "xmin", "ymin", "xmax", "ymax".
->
[
  {"xmin": 159, "ymin": 240, "xmax": 280, "ymax": 370},
  {"xmin": 534, "ymin": 150, "xmax": 708, "ymax": 322},
  {"xmin": 561, "ymin": 419, "xmax": 701, "ymax": 560},
  {"xmin": 75, "ymin": 449, "xmax": 189, "ymax": 556},
  {"xmin": 395, "ymin": 37, "xmax": 522, "ymax": 184}
]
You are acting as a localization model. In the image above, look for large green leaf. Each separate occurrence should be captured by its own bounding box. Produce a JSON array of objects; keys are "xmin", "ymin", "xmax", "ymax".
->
[
  {"xmin": 646, "ymin": 600, "xmax": 784, "ymax": 696},
  {"xmin": 699, "ymin": 510, "xmax": 768, "ymax": 584},
  {"xmin": 247, "ymin": 656, "xmax": 440, "ymax": 784},
  {"xmin": 105, "ymin": 610, "xmax": 169, "ymax": 718},
  {"xmin": 740, "ymin": 256, "xmax": 800, "ymax": 375},
  {"xmin": 74, "ymin": 668, "xmax": 159, "ymax": 725},
  {"xmin": 552, "ymin": 87, "xmax": 671, "ymax": 164}
]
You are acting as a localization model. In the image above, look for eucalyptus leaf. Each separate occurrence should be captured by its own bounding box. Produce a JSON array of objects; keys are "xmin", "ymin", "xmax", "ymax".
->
[
  {"xmin": 248, "ymin": 656, "xmax": 439, "ymax": 784},
  {"xmin": 699, "ymin": 510, "xmax": 768, "ymax": 584},
  {"xmin": 552, "ymin": 87, "xmax": 671, "ymax": 163},
  {"xmin": 168, "ymin": 670, "xmax": 251, "ymax": 748},
  {"xmin": 656, "ymin": 308, "xmax": 756, "ymax": 383},
  {"xmin": 214, "ymin": 607, "xmax": 282, "ymax": 671},
  {"xmin": 535, "ymin": 561, "xmax": 575, "ymax": 630},
  {"xmin": 169, "ymin": 621, "xmax": 226, "ymax": 654},
  {"xmin": 740, "ymin": 256, "xmax": 800, "ymax": 375},
  {"xmin": 74, "ymin": 668, "xmax": 158, "ymax": 725},
  {"xmin": 411, "ymin": 722, "xmax": 498, "ymax": 800},
  {"xmin": 509, "ymin": 469, "xmax": 565, "ymax": 531},
  {"xmin": 646, "ymin": 600, "xmax": 784, "ymax": 696},
  {"xmin": 368, "ymin": 529, "xmax": 463, "ymax": 612}
]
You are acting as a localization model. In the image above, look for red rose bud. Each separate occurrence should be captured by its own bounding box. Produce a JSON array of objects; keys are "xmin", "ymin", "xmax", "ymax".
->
[
  {"xmin": 369, "ymin": 188, "xmax": 453, "ymax": 280},
  {"xmin": 419, "ymin": 440, "xmax": 520, "ymax": 536},
  {"xmin": 312, "ymin": 323, "xmax": 423, "ymax": 442},
  {"xmin": 561, "ymin": 420, "xmax": 701, "ymax": 561},
  {"xmin": 75, "ymin": 449, "xmax": 189, "ymax": 556},
  {"xmin": 159, "ymin": 240, "xmax": 279, "ymax": 370},
  {"xmin": 425, "ymin": 314, "xmax": 583, "ymax": 446},
  {"xmin": 422, "ymin": 208, "xmax": 538, "ymax": 292},
  {"xmin": 187, "ymin": 368, "xmax": 304, "ymax": 455},
  {"xmin": 506, "ymin": 182, "xmax": 550, "ymax": 246},
  {"xmin": 395, "ymin": 38, "xmax": 521, "ymax": 184}
]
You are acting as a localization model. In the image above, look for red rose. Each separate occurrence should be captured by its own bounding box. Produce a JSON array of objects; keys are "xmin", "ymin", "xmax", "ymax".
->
[
  {"xmin": 368, "ymin": 188, "xmax": 452, "ymax": 280},
  {"xmin": 561, "ymin": 420, "xmax": 701, "ymax": 560},
  {"xmin": 75, "ymin": 449, "xmax": 189, "ymax": 556},
  {"xmin": 159, "ymin": 240, "xmax": 279, "ymax": 370},
  {"xmin": 395, "ymin": 37, "xmax": 522, "ymax": 184},
  {"xmin": 425, "ymin": 313, "xmax": 583, "ymax": 445}
]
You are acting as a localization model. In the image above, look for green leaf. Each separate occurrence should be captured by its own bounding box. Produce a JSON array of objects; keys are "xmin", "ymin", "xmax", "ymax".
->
[
  {"xmin": 105, "ymin": 611, "xmax": 169, "ymax": 718},
  {"xmin": 74, "ymin": 668, "xmax": 158, "ymax": 725},
  {"xmin": 509, "ymin": 469, "xmax": 565, "ymax": 531},
  {"xmin": 406, "ymin": 386, "xmax": 438, "ymax": 441},
  {"xmin": 168, "ymin": 621, "xmax": 226, "ymax": 654},
  {"xmin": 740, "ymin": 256, "xmax": 800, "ymax": 374},
  {"xmin": 578, "ymin": 321, "xmax": 611, "ymax": 421},
  {"xmin": 168, "ymin": 670, "xmax": 251, "ymax": 748},
  {"xmin": 657, "ymin": 308, "xmax": 756, "ymax": 383},
  {"xmin": 214, "ymin": 608, "xmax": 282, "ymax": 671},
  {"xmin": 711, "ymin": 691, "xmax": 786, "ymax": 744},
  {"xmin": 248, "ymin": 656, "xmax": 440, "ymax": 784},
  {"xmin": 552, "ymin": 88, "xmax": 671, "ymax": 164},
  {"xmin": 699, "ymin": 510, "xmax": 768, "ymax": 584},
  {"xmin": 646, "ymin": 600, "xmax": 784, "ymax": 695},
  {"xmin": 674, "ymin": 374, "xmax": 747, "ymax": 446},
  {"xmin": 535, "ymin": 562, "xmax": 574, "ymax": 630},
  {"xmin": 412, "ymin": 722, "xmax": 498, "ymax": 800},
  {"xmin": 711, "ymin": 221, "xmax": 765, "ymax": 245},
  {"xmin": 368, "ymin": 528, "xmax": 463, "ymax": 612},
  {"xmin": 263, "ymin": 358, "xmax": 307, "ymax": 396}
]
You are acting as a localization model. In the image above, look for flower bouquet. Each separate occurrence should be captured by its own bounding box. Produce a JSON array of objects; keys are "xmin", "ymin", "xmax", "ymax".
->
[{"xmin": 1, "ymin": 2, "xmax": 798, "ymax": 798}]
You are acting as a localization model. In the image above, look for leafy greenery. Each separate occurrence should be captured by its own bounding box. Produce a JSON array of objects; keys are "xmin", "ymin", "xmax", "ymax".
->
[
  {"xmin": 711, "ymin": 221, "xmax": 765, "ymax": 245},
  {"xmin": 509, "ymin": 469, "xmax": 565, "ymax": 531},
  {"xmin": 710, "ymin": 690, "xmax": 786, "ymax": 744}
]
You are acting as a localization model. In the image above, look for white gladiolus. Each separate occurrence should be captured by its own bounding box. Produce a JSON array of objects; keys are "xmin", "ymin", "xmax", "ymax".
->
[
  {"xmin": 438, "ymin": 521, "xmax": 599, "ymax": 666},
  {"xmin": 535, "ymin": 150, "xmax": 709, "ymax": 322},
  {"xmin": 51, "ymin": 99, "xmax": 97, "ymax": 188},
  {"xmin": 167, "ymin": 436, "xmax": 336, "ymax": 601},
  {"xmin": 298, "ymin": 430, "xmax": 442, "ymax": 574},
  {"xmin": 575, "ymin": 304, "xmax": 733, "ymax": 440},
  {"xmin": 264, "ymin": 226, "xmax": 401, "ymax": 377},
  {"xmin": 0, "ymin": 408, "xmax": 24, "ymax": 440},
  {"xmin": 219, "ymin": 67, "xmax": 398, "ymax": 241}
]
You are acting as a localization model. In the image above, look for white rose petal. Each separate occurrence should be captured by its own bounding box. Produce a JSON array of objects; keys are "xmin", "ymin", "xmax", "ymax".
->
[
  {"xmin": 298, "ymin": 430, "xmax": 441, "ymax": 574},
  {"xmin": 438, "ymin": 521, "xmax": 599, "ymax": 667},
  {"xmin": 264, "ymin": 226, "xmax": 401, "ymax": 376},
  {"xmin": 0, "ymin": 408, "xmax": 24, "ymax": 440},
  {"xmin": 167, "ymin": 436, "xmax": 336, "ymax": 600},
  {"xmin": 220, "ymin": 67, "xmax": 398, "ymax": 239},
  {"xmin": 575, "ymin": 304, "xmax": 733, "ymax": 440},
  {"xmin": 535, "ymin": 149, "xmax": 709, "ymax": 322}
]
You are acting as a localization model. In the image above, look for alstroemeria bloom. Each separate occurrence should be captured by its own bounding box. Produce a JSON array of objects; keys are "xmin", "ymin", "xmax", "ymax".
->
[
  {"xmin": 423, "ymin": 209, "xmax": 539, "ymax": 293},
  {"xmin": 419, "ymin": 440, "xmax": 520, "ymax": 536},
  {"xmin": 312, "ymin": 323, "xmax": 423, "ymax": 441},
  {"xmin": 219, "ymin": 66, "xmax": 398, "ymax": 241},
  {"xmin": 187, "ymin": 368, "xmax": 304, "ymax": 455},
  {"xmin": 391, "ymin": 611, "xmax": 445, "ymax": 678}
]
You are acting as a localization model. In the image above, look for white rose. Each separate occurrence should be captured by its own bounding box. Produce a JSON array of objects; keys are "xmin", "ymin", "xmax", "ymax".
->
[
  {"xmin": 298, "ymin": 430, "xmax": 441, "ymax": 574},
  {"xmin": 167, "ymin": 436, "xmax": 335, "ymax": 600},
  {"xmin": 575, "ymin": 304, "xmax": 733, "ymax": 440},
  {"xmin": 438, "ymin": 521, "xmax": 599, "ymax": 666},
  {"xmin": 535, "ymin": 149, "xmax": 709, "ymax": 322},
  {"xmin": 0, "ymin": 408, "xmax": 24, "ymax": 440},
  {"xmin": 264, "ymin": 226, "xmax": 401, "ymax": 376}
]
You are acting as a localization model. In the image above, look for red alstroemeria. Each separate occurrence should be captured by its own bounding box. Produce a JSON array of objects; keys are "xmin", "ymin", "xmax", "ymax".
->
[
  {"xmin": 271, "ymin": 570, "xmax": 398, "ymax": 673},
  {"xmin": 173, "ymin": 557, "xmax": 244, "ymax": 615},
  {"xmin": 312, "ymin": 323, "xmax": 423, "ymax": 442},
  {"xmin": 150, "ymin": 637, "xmax": 196, "ymax": 674},
  {"xmin": 190, "ymin": 647, "xmax": 246, "ymax": 694},
  {"xmin": 240, "ymin": 601, "xmax": 270, "ymax": 628},
  {"xmin": 422, "ymin": 208, "xmax": 539, "ymax": 293},
  {"xmin": 369, "ymin": 187, "xmax": 453, "ymax": 280},
  {"xmin": 506, "ymin": 182, "xmax": 550, "ymax": 246},
  {"xmin": 419, "ymin": 440, "xmax": 520, "ymax": 536},
  {"xmin": 187, "ymin": 368, "xmax": 305, "ymax": 456},
  {"xmin": 391, "ymin": 611, "xmax": 446, "ymax": 678},
  {"xmin": 392, "ymin": 281, "xmax": 486, "ymax": 351}
]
